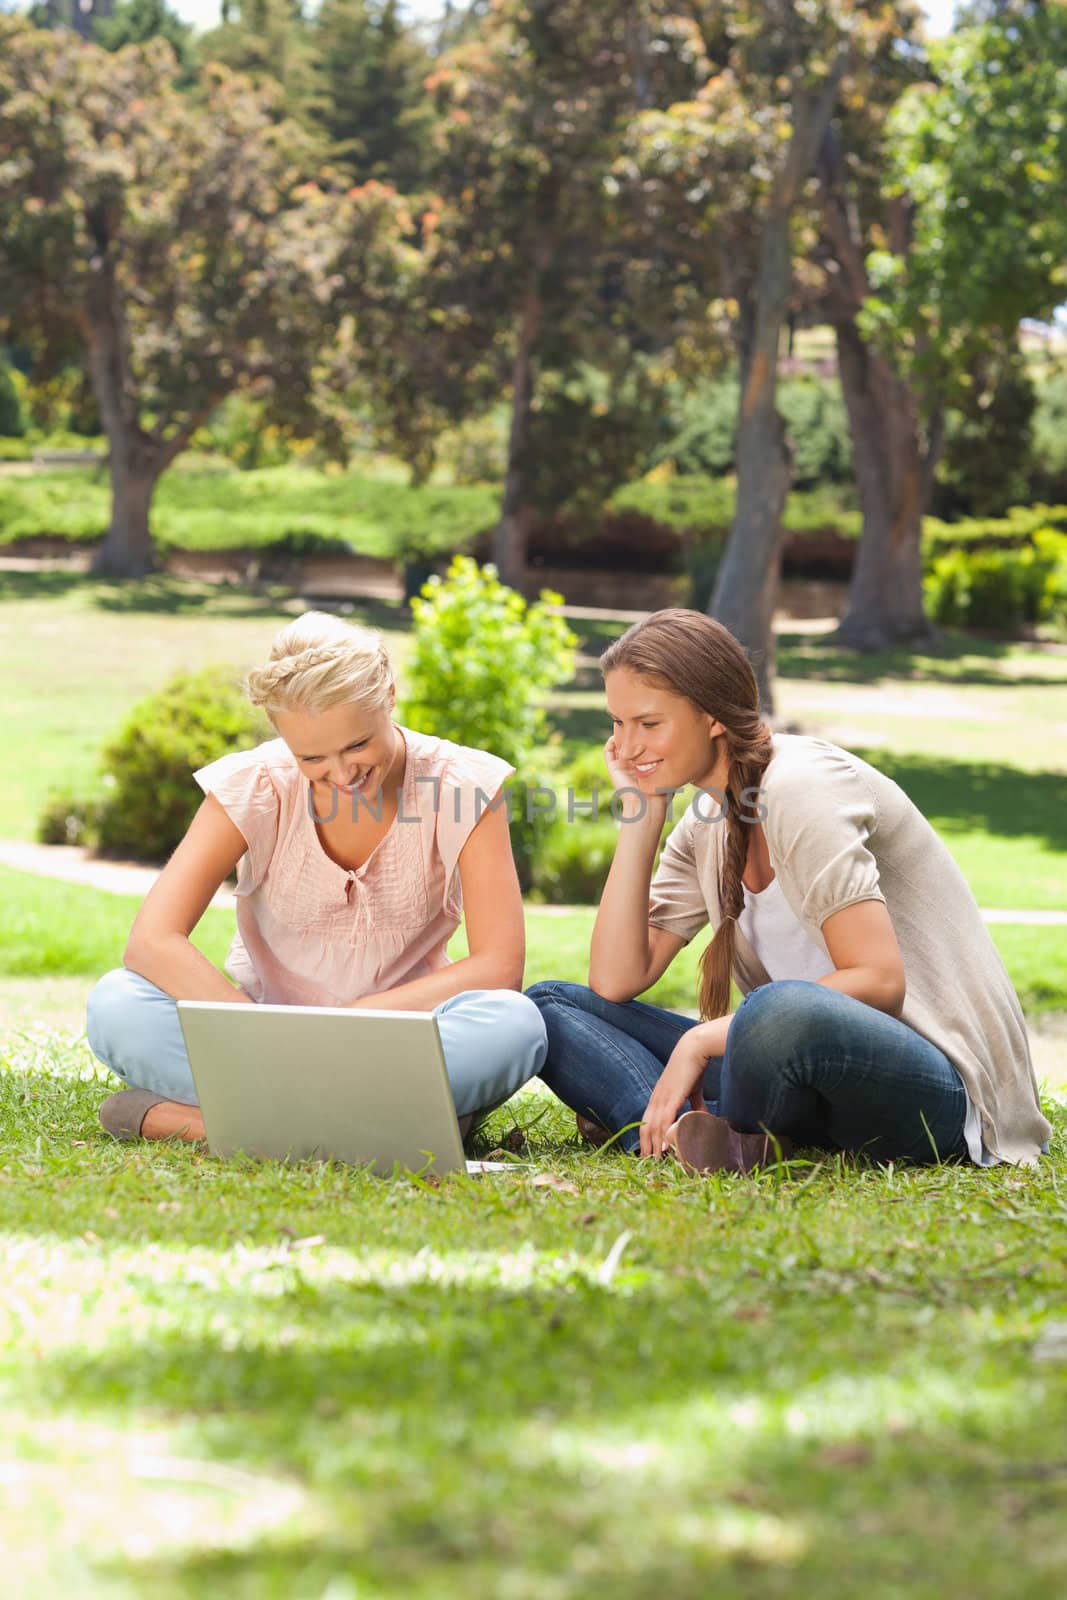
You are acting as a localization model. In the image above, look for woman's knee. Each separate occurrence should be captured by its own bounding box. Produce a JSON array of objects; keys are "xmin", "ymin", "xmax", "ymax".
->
[
  {"xmin": 491, "ymin": 990, "xmax": 549, "ymax": 1063},
  {"xmin": 730, "ymin": 980, "xmax": 832, "ymax": 1059},
  {"xmin": 86, "ymin": 968, "xmax": 144, "ymax": 1061},
  {"xmin": 525, "ymin": 980, "xmax": 598, "ymax": 1017}
]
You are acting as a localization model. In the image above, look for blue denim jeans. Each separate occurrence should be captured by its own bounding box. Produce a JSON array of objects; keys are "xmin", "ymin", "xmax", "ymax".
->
[
  {"xmin": 526, "ymin": 978, "xmax": 969, "ymax": 1162},
  {"xmin": 88, "ymin": 968, "xmax": 548, "ymax": 1120}
]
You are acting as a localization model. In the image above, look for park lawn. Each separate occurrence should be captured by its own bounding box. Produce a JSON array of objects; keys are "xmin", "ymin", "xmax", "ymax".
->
[
  {"xmin": 3, "ymin": 575, "xmax": 1066, "ymax": 915},
  {"xmin": 3, "ymin": 575, "xmax": 1066, "ymax": 1596},
  {"xmin": 0, "ymin": 572, "xmax": 412, "ymax": 844},
  {"xmin": 1, "ymin": 867, "xmax": 1064, "ymax": 1024},
  {"xmin": 1, "ymin": 1028, "xmax": 1065, "ymax": 1598}
]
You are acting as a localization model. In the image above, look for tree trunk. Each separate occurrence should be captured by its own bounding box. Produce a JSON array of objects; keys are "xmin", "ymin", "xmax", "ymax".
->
[
  {"xmin": 493, "ymin": 253, "xmax": 547, "ymax": 591},
  {"xmin": 80, "ymin": 291, "xmax": 167, "ymax": 576},
  {"xmin": 92, "ymin": 441, "xmax": 163, "ymax": 578},
  {"xmin": 710, "ymin": 55, "xmax": 849, "ymax": 714},
  {"xmin": 710, "ymin": 295, "xmax": 792, "ymax": 713},
  {"xmin": 816, "ymin": 134, "xmax": 940, "ymax": 651},
  {"xmin": 832, "ymin": 316, "xmax": 939, "ymax": 650}
]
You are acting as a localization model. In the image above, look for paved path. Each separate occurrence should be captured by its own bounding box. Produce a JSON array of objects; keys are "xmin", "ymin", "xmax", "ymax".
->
[
  {"xmin": 0, "ymin": 838, "xmax": 1062, "ymax": 925},
  {"xmin": 0, "ymin": 840, "xmax": 235, "ymax": 908}
]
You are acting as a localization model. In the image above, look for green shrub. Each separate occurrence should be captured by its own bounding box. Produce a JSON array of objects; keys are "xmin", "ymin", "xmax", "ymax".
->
[
  {"xmin": 924, "ymin": 531, "xmax": 1067, "ymax": 631},
  {"xmin": 0, "ymin": 361, "xmax": 26, "ymax": 438},
  {"xmin": 922, "ymin": 504, "xmax": 1067, "ymax": 561},
  {"xmin": 403, "ymin": 556, "xmax": 576, "ymax": 769},
  {"xmin": 651, "ymin": 373, "xmax": 852, "ymax": 487},
  {"xmin": 402, "ymin": 557, "xmax": 577, "ymax": 888},
  {"xmin": 93, "ymin": 669, "xmax": 269, "ymax": 862},
  {"xmin": 529, "ymin": 816, "xmax": 618, "ymax": 904},
  {"xmin": 36, "ymin": 789, "xmax": 99, "ymax": 848}
]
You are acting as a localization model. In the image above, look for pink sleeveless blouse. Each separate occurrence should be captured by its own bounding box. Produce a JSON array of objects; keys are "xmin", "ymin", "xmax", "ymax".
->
[{"xmin": 195, "ymin": 727, "xmax": 513, "ymax": 1006}]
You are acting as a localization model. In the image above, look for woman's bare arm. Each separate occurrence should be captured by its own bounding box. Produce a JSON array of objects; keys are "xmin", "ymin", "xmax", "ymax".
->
[
  {"xmin": 818, "ymin": 900, "xmax": 906, "ymax": 1016},
  {"xmin": 123, "ymin": 795, "xmax": 252, "ymax": 1003}
]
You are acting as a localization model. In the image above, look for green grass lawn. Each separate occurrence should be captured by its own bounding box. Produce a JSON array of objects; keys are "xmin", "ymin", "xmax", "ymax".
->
[
  {"xmin": 2, "ymin": 864, "xmax": 1064, "ymax": 1030},
  {"xmin": 2, "ymin": 573, "xmax": 1067, "ymax": 1594},
  {"xmin": 2, "ymin": 1032, "xmax": 1065, "ymax": 1598}
]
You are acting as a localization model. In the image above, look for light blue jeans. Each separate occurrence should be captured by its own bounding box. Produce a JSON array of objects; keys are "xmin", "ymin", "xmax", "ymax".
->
[{"xmin": 87, "ymin": 968, "xmax": 549, "ymax": 1120}]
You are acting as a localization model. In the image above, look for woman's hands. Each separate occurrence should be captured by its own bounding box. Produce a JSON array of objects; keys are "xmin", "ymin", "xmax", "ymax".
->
[
  {"xmin": 639, "ymin": 1015, "xmax": 733, "ymax": 1158},
  {"xmin": 640, "ymin": 1031, "xmax": 710, "ymax": 1157}
]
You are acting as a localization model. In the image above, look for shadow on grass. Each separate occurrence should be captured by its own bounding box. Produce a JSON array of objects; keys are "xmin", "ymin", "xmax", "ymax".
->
[
  {"xmin": 536, "ymin": 733, "xmax": 1067, "ymax": 852},
  {"xmin": 38, "ymin": 1247, "xmax": 1067, "ymax": 1597},
  {"xmin": 850, "ymin": 751, "xmax": 1067, "ymax": 853},
  {"xmin": 0, "ymin": 569, "xmax": 411, "ymax": 632},
  {"xmin": 778, "ymin": 630, "xmax": 1067, "ymax": 688}
]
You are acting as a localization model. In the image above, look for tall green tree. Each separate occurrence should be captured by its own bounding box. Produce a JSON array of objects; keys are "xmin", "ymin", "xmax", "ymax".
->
[
  {"xmin": 428, "ymin": 0, "xmax": 703, "ymax": 587},
  {"xmin": 196, "ymin": 0, "xmax": 317, "ymax": 121},
  {"xmin": 828, "ymin": 0, "xmax": 1067, "ymax": 646},
  {"xmin": 93, "ymin": 0, "xmax": 192, "ymax": 65},
  {"xmin": 0, "ymin": 20, "xmax": 411, "ymax": 574},
  {"xmin": 812, "ymin": 1, "xmax": 936, "ymax": 650},
  {"xmin": 309, "ymin": 0, "xmax": 434, "ymax": 189},
  {"xmin": 622, "ymin": 2, "xmax": 888, "ymax": 705}
]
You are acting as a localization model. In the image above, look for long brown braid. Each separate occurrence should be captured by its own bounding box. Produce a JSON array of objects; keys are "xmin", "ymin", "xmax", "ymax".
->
[{"xmin": 600, "ymin": 610, "xmax": 773, "ymax": 1020}]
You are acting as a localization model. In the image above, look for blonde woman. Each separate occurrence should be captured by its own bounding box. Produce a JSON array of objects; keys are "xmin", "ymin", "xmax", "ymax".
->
[
  {"xmin": 87, "ymin": 611, "xmax": 547, "ymax": 1142},
  {"xmin": 528, "ymin": 609, "xmax": 1049, "ymax": 1173}
]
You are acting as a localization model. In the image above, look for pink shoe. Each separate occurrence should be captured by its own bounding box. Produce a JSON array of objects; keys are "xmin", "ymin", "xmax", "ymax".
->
[{"xmin": 673, "ymin": 1110, "xmax": 793, "ymax": 1175}]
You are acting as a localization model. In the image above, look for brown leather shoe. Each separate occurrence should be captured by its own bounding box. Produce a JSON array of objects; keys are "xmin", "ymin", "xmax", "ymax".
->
[
  {"xmin": 98, "ymin": 1088, "xmax": 168, "ymax": 1141},
  {"xmin": 673, "ymin": 1110, "xmax": 793, "ymax": 1175},
  {"xmin": 576, "ymin": 1112, "xmax": 613, "ymax": 1149}
]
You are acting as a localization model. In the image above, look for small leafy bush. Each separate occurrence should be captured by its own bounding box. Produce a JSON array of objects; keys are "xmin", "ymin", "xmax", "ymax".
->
[
  {"xmin": 925, "ymin": 530, "xmax": 1067, "ymax": 631},
  {"xmin": 402, "ymin": 557, "xmax": 577, "ymax": 887},
  {"xmin": 37, "ymin": 789, "xmax": 99, "ymax": 848},
  {"xmin": 93, "ymin": 669, "xmax": 269, "ymax": 862},
  {"xmin": 403, "ymin": 556, "xmax": 577, "ymax": 770},
  {"xmin": 0, "ymin": 361, "xmax": 26, "ymax": 438}
]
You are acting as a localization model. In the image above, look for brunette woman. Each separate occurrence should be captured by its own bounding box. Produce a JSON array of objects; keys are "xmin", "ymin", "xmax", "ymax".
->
[{"xmin": 528, "ymin": 610, "xmax": 1048, "ymax": 1172}]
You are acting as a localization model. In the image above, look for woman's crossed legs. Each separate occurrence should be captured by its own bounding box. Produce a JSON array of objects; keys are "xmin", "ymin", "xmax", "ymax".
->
[{"xmin": 526, "ymin": 978, "xmax": 968, "ymax": 1164}]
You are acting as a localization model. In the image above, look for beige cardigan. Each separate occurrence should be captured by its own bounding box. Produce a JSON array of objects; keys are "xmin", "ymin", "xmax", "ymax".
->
[{"xmin": 648, "ymin": 735, "xmax": 1050, "ymax": 1165}]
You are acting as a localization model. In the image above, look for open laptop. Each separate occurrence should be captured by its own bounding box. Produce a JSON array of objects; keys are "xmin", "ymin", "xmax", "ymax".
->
[{"xmin": 177, "ymin": 1000, "xmax": 510, "ymax": 1177}]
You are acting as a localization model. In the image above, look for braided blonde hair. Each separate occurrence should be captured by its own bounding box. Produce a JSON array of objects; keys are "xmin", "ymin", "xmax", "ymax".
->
[
  {"xmin": 246, "ymin": 611, "xmax": 396, "ymax": 719},
  {"xmin": 600, "ymin": 610, "xmax": 773, "ymax": 1021}
]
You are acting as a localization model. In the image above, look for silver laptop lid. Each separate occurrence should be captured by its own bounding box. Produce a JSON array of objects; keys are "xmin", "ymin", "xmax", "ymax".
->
[{"xmin": 177, "ymin": 1001, "xmax": 467, "ymax": 1177}]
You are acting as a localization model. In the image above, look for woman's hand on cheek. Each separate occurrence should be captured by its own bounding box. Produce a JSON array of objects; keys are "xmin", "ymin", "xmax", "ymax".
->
[{"xmin": 604, "ymin": 735, "xmax": 632, "ymax": 794}]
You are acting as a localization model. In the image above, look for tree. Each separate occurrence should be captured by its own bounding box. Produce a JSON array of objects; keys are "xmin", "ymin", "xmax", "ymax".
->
[
  {"xmin": 93, "ymin": 0, "xmax": 192, "ymax": 66},
  {"xmin": 622, "ymin": 2, "xmax": 885, "ymax": 706},
  {"xmin": 0, "ymin": 20, "xmax": 411, "ymax": 574},
  {"xmin": 427, "ymin": 0, "xmax": 704, "ymax": 587},
  {"xmin": 831, "ymin": 0, "xmax": 1067, "ymax": 645},
  {"xmin": 309, "ymin": 0, "xmax": 434, "ymax": 190},
  {"xmin": 196, "ymin": 0, "xmax": 317, "ymax": 122},
  {"xmin": 812, "ymin": 2, "xmax": 937, "ymax": 651}
]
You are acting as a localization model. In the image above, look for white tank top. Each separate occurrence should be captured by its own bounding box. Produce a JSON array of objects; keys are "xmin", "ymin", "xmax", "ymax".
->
[{"xmin": 736, "ymin": 875, "xmax": 834, "ymax": 983}]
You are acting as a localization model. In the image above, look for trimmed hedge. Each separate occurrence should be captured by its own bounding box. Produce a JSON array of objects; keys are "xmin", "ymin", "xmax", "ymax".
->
[{"xmin": 925, "ymin": 528, "xmax": 1067, "ymax": 632}]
